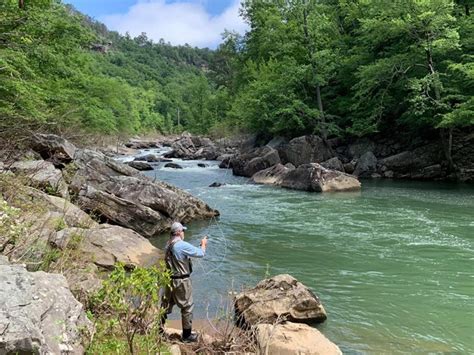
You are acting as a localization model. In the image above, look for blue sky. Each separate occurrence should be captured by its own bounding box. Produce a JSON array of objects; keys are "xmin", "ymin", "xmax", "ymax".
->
[{"xmin": 64, "ymin": 0, "xmax": 246, "ymax": 48}]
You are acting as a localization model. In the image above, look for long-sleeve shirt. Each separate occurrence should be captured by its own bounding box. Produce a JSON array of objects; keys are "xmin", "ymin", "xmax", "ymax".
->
[{"xmin": 165, "ymin": 237, "xmax": 205, "ymax": 277}]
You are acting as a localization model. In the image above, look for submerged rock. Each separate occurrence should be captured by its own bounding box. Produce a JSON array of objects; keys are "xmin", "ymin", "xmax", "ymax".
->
[
  {"xmin": 256, "ymin": 322, "xmax": 342, "ymax": 355},
  {"xmin": 234, "ymin": 274, "xmax": 327, "ymax": 326},
  {"xmin": 128, "ymin": 161, "xmax": 154, "ymax": 171},
  {"xmin": 0, "ymin": 256, "xmax": 93, "ymax": 354},
  {"xmin": 164, "ymin": 162, "xmax": 183, "ymax": 169},
  {"xmin": 281, "ymin": 163, "xmax": 361, "ymax": 192},
  {"xmin": 209, "ymin": 182, "xmax": 225, "ymax": 187}
]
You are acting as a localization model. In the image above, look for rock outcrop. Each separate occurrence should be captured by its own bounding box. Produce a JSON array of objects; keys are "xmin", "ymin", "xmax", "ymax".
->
[
  {"xmin": 278, "ymin": 135, "xmax": 334, "ymax": 167},
  {"xmin": 251, "ymin": 163, "xmax": 295, "ymax": 185},
  {"xmin": 234, "ymin": 274, "xmax": 327, "ymax": 326},
  {"xmin": 31, "ymin": 133, "xmax": 77, "ymax": 167},
  {"xmin": 281, "ymin": 163, "xmax": 361, "ymax": 192},
  {"xmin": 353, "ymin": 151, "xmax": 377, "ymax": 177},
  {"xmin": 256, "ymin": 322, "xmax": 342, "ymax": 355},
  {"xmin": 231, "ymin": 146, "xmax": 280, "ymax": 177},
  {"xmin": 9, "ymin": 160, "xmax": 69, "ymax": 197},
  {"xmin": 0, "ymin": 256, "xmax": 93, "ymax": 354},
  {"xmin": 164, "ymin": 134, "xmax": 220, "ymax": 160},
  {"xmin": 70, "ymin": 149, "xmax": 218, "ymax": 237}
]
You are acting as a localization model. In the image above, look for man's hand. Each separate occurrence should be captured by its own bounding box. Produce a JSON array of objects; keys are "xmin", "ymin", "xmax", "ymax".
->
[{"xmin": 200, "ymin": 236, "xmax": 208, "ymax": 249}]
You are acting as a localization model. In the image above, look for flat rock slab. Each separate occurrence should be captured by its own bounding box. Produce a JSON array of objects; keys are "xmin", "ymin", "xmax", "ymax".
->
[
  {"xmin": 0, "ymin": 257, "xmax": 93, "ymax": 354},
  {"xmin": 256, "ymin": 322, "xmax": 342, "ymax": 355},
  {"xmin": 235, "ymin": 274, "xmax": 327, "ymax": 326}
]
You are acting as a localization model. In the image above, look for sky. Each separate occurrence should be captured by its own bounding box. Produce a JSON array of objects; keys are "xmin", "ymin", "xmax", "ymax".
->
[{"xmin": 64, "ymin": 0, "xmax": 247, "ymax": 48}]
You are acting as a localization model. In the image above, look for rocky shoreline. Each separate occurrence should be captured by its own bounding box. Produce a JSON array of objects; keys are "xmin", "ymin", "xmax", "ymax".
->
[{"xmin": 0, "ymin": 133, "xmax": 344, "ymax": 354}]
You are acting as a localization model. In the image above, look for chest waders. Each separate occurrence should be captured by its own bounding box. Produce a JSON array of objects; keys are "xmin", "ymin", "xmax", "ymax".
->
[{"xmin": 161, "ymin": 239, "xmax": 197, "ymax": 341}]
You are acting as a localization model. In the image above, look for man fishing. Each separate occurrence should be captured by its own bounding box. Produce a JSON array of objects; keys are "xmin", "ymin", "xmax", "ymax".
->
[{"xmin": 161, "ymin": 221, "xmax": 208, "ymax": 342}]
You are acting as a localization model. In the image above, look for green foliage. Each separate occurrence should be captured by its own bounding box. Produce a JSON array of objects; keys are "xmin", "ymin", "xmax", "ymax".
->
[{"xmin": 91, "ymin": 262, "xmax": 171, "ymax": 354}]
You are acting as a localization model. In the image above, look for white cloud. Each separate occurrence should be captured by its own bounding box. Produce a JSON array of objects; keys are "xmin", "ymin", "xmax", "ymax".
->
[{"xmin": 101, "ymin": 0, "xmax": 247, "ymax": 48}]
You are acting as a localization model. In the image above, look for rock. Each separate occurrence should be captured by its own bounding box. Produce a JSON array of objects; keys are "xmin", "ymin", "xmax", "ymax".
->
[
  {"xmin": 347, "ymin": 138, "xmax": 375, "ymax": 159},
  {"xmin": 209, "ymin": 182, "xmax": 225, "ymax": 187},
  {"xmin": 31, "ymin": 133, "xmax": 77, "ymax": 166},
  {"xmin": 378, "ymin": 144, "xmax": 444, "ymax": 178},
  {"xmin": 9, "ymin": 160, "xmax": 69, "ymax": 197},
  {"xmin": 165, "ymin": 135, "xmax": 220, "ymax": 160},
  {"xmin": 70, "ymin": 149, "xmax": 218, "ymax": 237},
  {"xmin": 280, "ymin": 163, "xmax": 361, "ymax": 192},
  {"xmin": 343, "ymin": 162, "xmax": 356, "ymax": 174},
  {"xmin": 278, "ymin": 135, "xmax": 334, "ymax": 167},
  {"xmin": 234, "ymin": 274, "xmax": 327, "ymax": 326},
  {"xmin": 0, "ymin": 257, "xmax": 93, "ymax": 354},
  {"xmin": 128, "ymin": 161, "xmax": 154, "ymax": 171},
  {"xmin": 250, "ymin": 163, "xmax": 294, "ymax": 185},
  {"xmin": 197, "ymin": 163, "xmax": 208, "ymax": 168},
  {"xmin": 266, "ymin": 136, "xmax": 288, "ymax": 149},
  {"xmin": 165, "ymin": 162, "xmax": 183, "ymax": 169},
  {"xmin": 124, "ymin": 139, "xmax": 157, "ymax": 149},
  {"xmin": 321, "ymin": 157, "xmax": 345, "ymax": 172},
  {"xmin": 218, "ymin": 154, "xmax": 234, "ymax": 169},
  {"xmin": 50, "ymin": 224, "xmax": 163, "ymax": 269},
  {"xmin": 353, "ymin": 151, "xmax": 377, "ymax": 177},
  {"xmin": 383, "ymin": 170, "xmax": 394, "ymax": 178},
  {"xmin": 256, "ymin": 322, "xmax": 342, "ymax": 355},
  {"xmin": 231, "ymin": 146, "xmax": 280, "ymax": 177}
]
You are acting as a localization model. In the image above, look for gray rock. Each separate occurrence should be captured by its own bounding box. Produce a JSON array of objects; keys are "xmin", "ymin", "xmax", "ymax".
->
[
  {"xmin": 128, "ymin": 161, "xmax": 154, "ymax": 171},
  {"xmin": 0, "ymin": 259, "xmax": 93, "ymax": 354},
  {"xmin": 197, "ymin": 163, "xmax": 208, "ymax": 168},
  {"xmin": 353, "ymin": 151, "xmax": 377, "ymax": 177},
  {"xmin": 9, "ymin": 160, "xmax": 69, "ymax": 197},
  {"xmin": 218, "ymin": 154, "xmax": 234, "ymax": 169},
  {"xmin": 321, "ymin": 157, "xmax": 345, "ymax": 172},
  {"xmin": 343, "ymin": 162, "xmax": 356, "ymax": 174},
  {"xmin": 50, "ymin": 224, "xmax": 163, "ymax": 270},
  {"xmin": 70, "ymin": 149, "xmax": 218, "ymax": 237},
  {"xmin": 278, "ymin": 135, "xmax": 334, "ymax": 167},
  {"xmin": 231, "ymin": 146, "xmax": 280, "ymax": 177},
  {"xmin": 235, "ymin": 274, "xmax": 327, "ymax": 326},
  {"xmin": 266, "ymin": 136, "xmax": 288, "ymax": 149},
  {"xmin": 347, "ymin": 138, "xmax": 375, "ymax": 159},
  {"xmin": 280, "ymin": 163, "xmax": 361, "ymax": 192},
  {"xmin": 31, "ymin": 133, "xmax": 77, "ymax": 166},
  {"xmin": 164, "ymin": 162, "xmax": 183, "ymax": 169},
  {"xmin": 250, "ymin": 163, "xmax": 294, "ymax": 185},
  {"xmin": 209, "ymin": 182, "xmax": 225, "ymax": 187},
  {"xmin": 256, "ymin": 322, "xmax": 342, "ymax": 355}
]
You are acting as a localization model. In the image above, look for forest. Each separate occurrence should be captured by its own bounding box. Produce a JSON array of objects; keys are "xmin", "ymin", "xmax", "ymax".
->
[{"xmin": 1, "ymin": 0, "xmax": 473, "ymax": 143}]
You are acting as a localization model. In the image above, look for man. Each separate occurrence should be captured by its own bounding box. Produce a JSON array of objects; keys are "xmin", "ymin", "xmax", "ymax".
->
[{"xmin": 161, "ymin": 221, "xmax": 208, "ymax": 342}]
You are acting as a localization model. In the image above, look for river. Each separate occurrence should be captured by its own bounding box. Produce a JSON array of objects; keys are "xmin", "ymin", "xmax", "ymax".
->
[{"xmin": 125, "ymin": 150, "xmax": 473, "ymax": 353}]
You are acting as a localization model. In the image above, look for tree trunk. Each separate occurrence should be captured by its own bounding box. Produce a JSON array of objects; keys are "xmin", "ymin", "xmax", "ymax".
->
[
  {"xmin": 440, "ymin": 128, "xmax": 456, "ymax": 173},
  {"xmin": 19, "ymin": 0, "xmax": 25, "ymax": 9},
  {"xmin": 466, "ymin": 4, "xmax": 470, "ymax": 16},
  {"xmin": 302, "ymin": 0, "xmax": 326, "ymax": 140}
]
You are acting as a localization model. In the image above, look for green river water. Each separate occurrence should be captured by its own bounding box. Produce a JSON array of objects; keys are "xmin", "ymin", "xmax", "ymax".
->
[{"xmin": 140, "ymin": 155, "xmax": 473, "ymax": 354}]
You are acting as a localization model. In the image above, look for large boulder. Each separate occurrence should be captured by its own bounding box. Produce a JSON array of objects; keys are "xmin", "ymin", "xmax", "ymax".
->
[
  {"xmin": 250, "ymin": 163, "xmax": 295, "ymax": 185},
  {"xmin": 231, "ymin": 146, "xmax": 280, "ymax": 177},
  {"xmin": 278, "ymin": 135, "xmax": 334, "ymax": 167},
  {"xmin": 70, "ymin": 149, "xmax": 218, "ymax": 237},
  {"xmin": 353, "ymin": 151, "xmax": 377, "ymax": 177},
  {"xmin": 234, "ymin": 274, "xmax": 327, "ymax": 326},
  {"xmin": 9, "ymin": 160, "xmax": 69, "ymax": 197},
  {"xmin": 321, "ymin": 157, "xmax": 345, "ymax": 172},
  {"xmin": 50, "ymin": 224, "xmax": 163, "ymax": 270},
  {"xmin": 0, "ymin": 256, "xmax": 93, "ymax": 354},
  {"xmin": 280, "ymin": 163, "xmax": 361, "ymax": 192},
  {"xmin": 165, "ymin": 134, "xmax": 220, "ymax": 160},
  {"xmin": 31, "ymin": 133, "xmax": 77, "ymax": 166},
  {"xmin": 256, "ymin": 322, "xmax": 342, "ymax": 355},
  {"xmin": 124, "ymin": 139, "xmax": 158, "ymax": 149}
]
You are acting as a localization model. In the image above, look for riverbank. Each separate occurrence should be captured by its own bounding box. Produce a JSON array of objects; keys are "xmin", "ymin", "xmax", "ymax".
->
[{"xmin": 0, "ymin": 133, "xmax": 345, "ymax": 354}]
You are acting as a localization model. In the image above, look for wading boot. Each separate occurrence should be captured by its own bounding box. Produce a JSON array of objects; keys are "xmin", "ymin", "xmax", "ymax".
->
[{"xmin": 182, "ymin": 328, "xmax": 198, "ymax": 343}]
